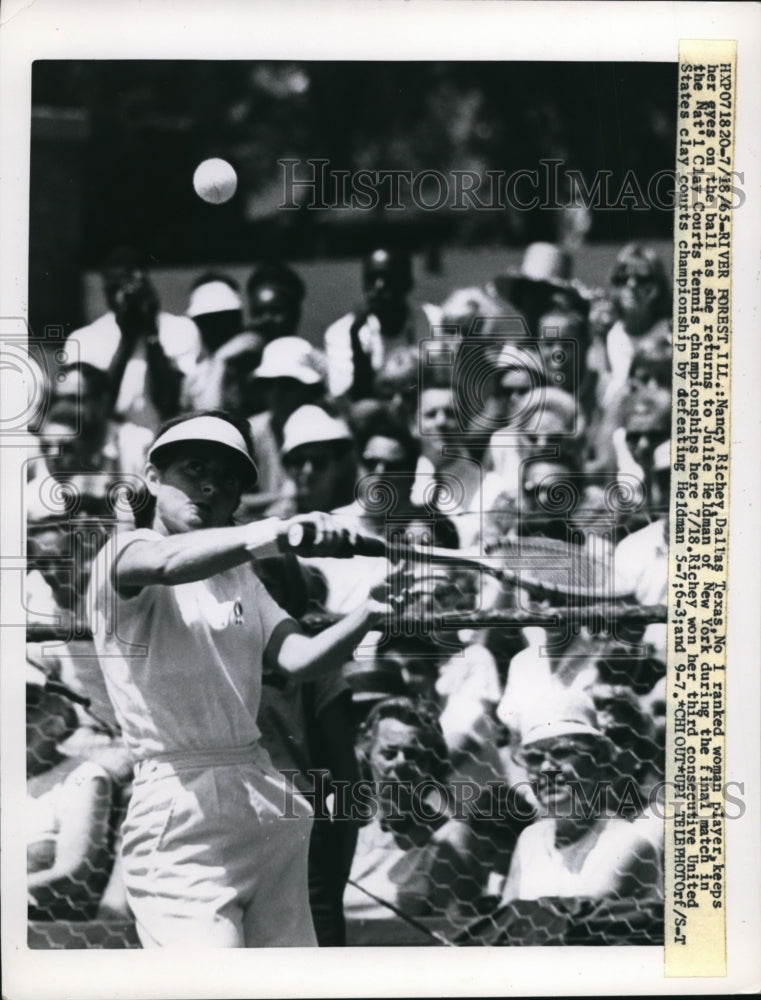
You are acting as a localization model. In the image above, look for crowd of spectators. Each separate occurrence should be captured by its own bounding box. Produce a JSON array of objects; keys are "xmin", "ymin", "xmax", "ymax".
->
[{"xmin": 25, "ymin": 238, "xmax": 671, "ymax": 946}]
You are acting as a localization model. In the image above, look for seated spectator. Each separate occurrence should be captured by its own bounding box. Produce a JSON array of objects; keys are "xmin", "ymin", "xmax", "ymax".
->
[
  {"xmin": 272, "ymin": 404, "xmax": 357, "ymax": 517},
  {"xmin": 181, "ymin": 274, "xmax": 263, "ymax": 413},
  {"xmin": 488, "ymin": 242, "xmax": 591, "ymax": 340},
  {"xmin": 591, "ymin": 683, "xmax": 659, "ymax": 805},
  {"xmin": 27, "ymin": 662, "xmax": 114, "ymax": 921},
  {"xmin": 324, "ymin": 249, "xmax": 441, "ymax": 401},
  {"xmin": 242, "ymin": 337, "xmax": 328, "ymax": 512},
  {"xmin": 336, "ymin": 406, "xmax": 421, "ymax": 533},
  {"xmin": 517, "ymin": 454, "xmax": 578, "ymax": 541},
  {"xmin": 611, "ymin": 335, "xmax": 672, "ymax": 513},
  {"xmin": 613, "ymin": 440, "xmax": 669, "ymax": 662},
  {"xmin": 343, "ymin": 657, "xmax": 408, "ymax": 728},
  {"xmin": 410, "ymin": 372, "xmax": 513, "ymax": 549},
  {"xmin": 438, "ymin": 285, "xmax": 526, "ymax": 343},
  {"xmin": 485, "ymin": 387, "xmax": 580, "ymax": 503},
  {"xmin": 344, "ymin": 697, "xmax": 485, "ymax": 927},
  {"xmin": 374, "ymin": 346, "xmax": 420, "ymax": 426},
  {"xmin": 67, "ymin": 246, "xmax": 198, "ymax": 431},
  {"xmin": 602, "ymin": 243, "xmax": 672, "ymax": 399},
  {"xmin": 245, "ymin": 261, "xmax": 306, "ymax": 344},
  {"xmin": 535, "ymin": 305, "xmax": 589, "ymax": 396},
  {"xmin": 501, "ymin": 690, "xmax": 662, "ymax": 904},
  {"xmin": 27, "ymin": 362, "xmax": 152, "ymax": 525},
  {"xmin": 26, "ymin": 518, "xmax": 82, "ymax": 632},
  {"xmin": 393, "ymin": 566, "xmax": 503, "ymax": 789},
  {"xmin": 588, "ymin": 243, "xmax": 672, "ymax": 471}
]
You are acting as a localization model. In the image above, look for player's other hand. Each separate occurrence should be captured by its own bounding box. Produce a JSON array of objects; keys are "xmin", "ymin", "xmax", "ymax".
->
[{"xmin": 366, "ymin": 558, "xmax": 418, "ymax": 625}]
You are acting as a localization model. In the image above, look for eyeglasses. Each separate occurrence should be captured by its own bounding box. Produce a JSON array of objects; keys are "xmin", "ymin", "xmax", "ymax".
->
[
  {"xmin": 513, "ymin": 738, "xmax": 599, "ymax": 770},
  {"xmin": 611, "ymin": 269, "xmax": 656, "ymax": 288}
]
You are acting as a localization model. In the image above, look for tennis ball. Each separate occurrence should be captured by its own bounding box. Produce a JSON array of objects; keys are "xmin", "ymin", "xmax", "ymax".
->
[{"xmin": 193, "ymin": 158, "xmax": 238, "ymax": 204}]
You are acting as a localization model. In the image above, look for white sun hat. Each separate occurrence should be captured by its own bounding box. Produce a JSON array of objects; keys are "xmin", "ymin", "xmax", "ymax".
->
[
  {"xmin": 281, "ymin": 405, "xmax": 353, "ymax": 457},
  {"xmin": 254, "ymin": 337, "xmax": 326, "ymax": 385},
  {"xmin": 187, "ymin": 280, "xmax": 242, "ymax": 318},
  {"xmin": 520, "ymin": 688, "xmax": 605, "ymax": 747}
]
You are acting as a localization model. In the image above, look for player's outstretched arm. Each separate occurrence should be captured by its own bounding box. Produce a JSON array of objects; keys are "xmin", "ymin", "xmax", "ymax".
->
[{"xmin": 114, "ymin": 513, "xmax": 357, "ymax": 593}]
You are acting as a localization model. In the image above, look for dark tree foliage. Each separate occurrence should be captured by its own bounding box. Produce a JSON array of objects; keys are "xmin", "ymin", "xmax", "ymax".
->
[{"xmin": 32, "ymin": 61, "xmax": 677, "ymax": 264}]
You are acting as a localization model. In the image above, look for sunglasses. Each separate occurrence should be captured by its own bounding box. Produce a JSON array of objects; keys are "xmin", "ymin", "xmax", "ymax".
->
[
  {"xmin": 611, "ymin": 269, "xmax": 656, "ymax": 288},
  {"xmin": 513, "ymin": 738, "xmax": 599, "ymax": 770}
]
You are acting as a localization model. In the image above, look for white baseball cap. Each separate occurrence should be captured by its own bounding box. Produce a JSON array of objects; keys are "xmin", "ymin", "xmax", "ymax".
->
[
  {"xmin": 187, "ymin": 280, "xmax": 242, "ymax": 318},
  {"xmin": 149, "ymin": 414, "xmax": 258, "ymax": 487},
  {"xmin": 254, "ymin": 337, "xmax": 326, "ymax": 385},
  {"xmin": 281, "ymin": 405, "xmax": 352, "ymax": 457}
]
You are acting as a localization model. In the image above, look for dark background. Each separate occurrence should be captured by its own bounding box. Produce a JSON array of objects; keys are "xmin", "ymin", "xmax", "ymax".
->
[{"xmin": 29, "ymin": 60, "xmax": 677, "ymax": 336}]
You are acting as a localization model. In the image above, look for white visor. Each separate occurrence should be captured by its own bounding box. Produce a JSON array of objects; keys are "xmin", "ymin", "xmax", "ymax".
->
[{"xmin": 149, "ymin": 415, "xmax": 257, "ymax": 487}]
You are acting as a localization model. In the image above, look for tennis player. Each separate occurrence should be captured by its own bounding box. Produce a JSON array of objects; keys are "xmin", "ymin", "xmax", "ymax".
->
[{"xmin": 89, "ymin": 410, "xmax": 395, "ymax": 947}]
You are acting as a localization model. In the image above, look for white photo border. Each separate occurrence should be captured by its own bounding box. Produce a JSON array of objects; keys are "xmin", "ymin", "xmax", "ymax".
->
[{"xmin": 1, "ymin": 1, "xmax": 759, "ymax": 996}]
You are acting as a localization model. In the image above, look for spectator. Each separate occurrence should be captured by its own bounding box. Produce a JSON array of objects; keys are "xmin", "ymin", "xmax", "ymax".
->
[
  {"xmin": 438, "ymin": 285, "xmax": 524, "ymax": 342},
  {"xmin": 410, "ymin": 372, "xmax": 512, "ymax": 549},
  {"xmin": 535, "ymin": 305, "xmax": 588, "ymax": 397},
  {"xmin": 343, "ymin": 657, "xmax": 408, "ymax": 728},
  {"xmin": 517, "ymin": 454, "xmax": 578, "ymax": 541},
  {"xmin": 67, "ymin": 246, "xmax": 198, "ymax": 431},
  {"xmin": 612, "ymin": 335, "xmax": 672, "ymax": 513},
  {"xmin": 485, "ymin": 386, "xmax": 579, "ymax": 503},
  {"xmin": 336, "ymin": 406, "xmax": 421, "ymax": 533},
  {"xmin": 501, "ymin": 690, "xmax": 662, "ymax": 903},
  {"xmin": 323, "ymin": 249, "xmax": 441, "ymax": 400},
  {"xmin": 27, "ymin": 362, "xmax": 152, "ymax": 524},
  {"xmin": 395, "ymin": 565, "xmax": 503, "ymax": 789},
  {"xmin": 591, "ymin": 683, "xmax": 659, "ymax": 806},
  {"xmin": 373, "ymin": 346, "xmax": 420, "ymax": 426},
  {"xmin": 488, "ymin": 242, "xmax": 590, "ymax": 340},
  {"xmin": 589, "ymin": 243, "xmax": 672, "ymax": 470},
  {"xmin": 275, "ymin": 405, "xmax": 357, "ymax": 516},
  {"xmin": 244, "ymin": 337, "xmax": 328, "ymax": 509},
  {"xmin": 27, "ymin": 663, "xmax": 114, "ymax": 921},
  {"xmin": 181, "ymin": 274, "xmax": 263, "ymax": 414},
  {"xmin": 246, "ymin": 261, "xmax": 306, "ymax": 344},
  {"xmin": 344, "ymin": 697, "xmax": 484, "ymax": 928}
]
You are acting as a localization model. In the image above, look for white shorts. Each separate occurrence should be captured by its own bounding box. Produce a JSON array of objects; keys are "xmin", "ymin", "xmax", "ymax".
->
[{"xmin": 122, "ymin": 742, "xmax": 316, "ymax": 947}]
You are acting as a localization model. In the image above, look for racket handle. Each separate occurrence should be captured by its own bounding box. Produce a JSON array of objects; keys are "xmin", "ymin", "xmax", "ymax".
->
[{"xmin": 278, "ymin": 521, "xmax": 387, "ymax": 558}]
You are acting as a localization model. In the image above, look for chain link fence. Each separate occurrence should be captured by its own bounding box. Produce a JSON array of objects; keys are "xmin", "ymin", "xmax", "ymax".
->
[{"xmin": 26, "ymin": 507, "xmax": 666, "ymax": 948}]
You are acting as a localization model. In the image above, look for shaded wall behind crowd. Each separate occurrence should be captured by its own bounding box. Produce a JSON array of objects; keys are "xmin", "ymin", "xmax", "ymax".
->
[{"xmin": 29, "ymin": 60, "xmax": 677, "ymax": 337}]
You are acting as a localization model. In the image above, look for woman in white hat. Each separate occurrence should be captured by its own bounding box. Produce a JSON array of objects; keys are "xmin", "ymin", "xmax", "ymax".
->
[
  {"xmin": 501, "ymin": 690, "xmax": 661, "ymax": 904},
  {"xmin": 88, "ymin": 410, "xmax": 396, "ymax": 947}
]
